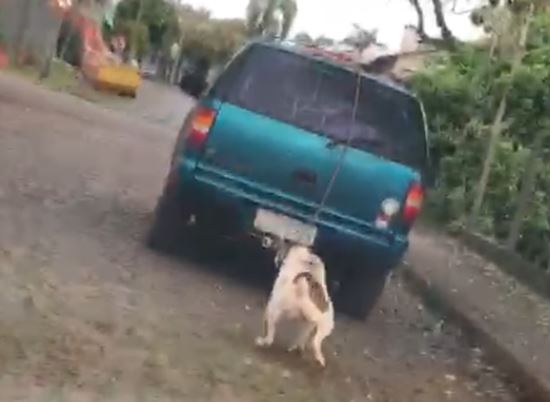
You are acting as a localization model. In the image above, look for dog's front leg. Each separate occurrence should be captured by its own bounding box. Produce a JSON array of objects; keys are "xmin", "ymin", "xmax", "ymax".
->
[
  {"xmin": 288, "ymin": 322, "xmax": 315, "ymax": 353},
  {"xmin": 255, "ymin": 309, "xmax": 280, "ymax": 347}
]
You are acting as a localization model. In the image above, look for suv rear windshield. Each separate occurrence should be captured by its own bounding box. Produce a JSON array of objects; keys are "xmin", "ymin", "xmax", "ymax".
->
[{"xmin": 215, "ymin": 44, "xmax": 428, "ymax": 170}]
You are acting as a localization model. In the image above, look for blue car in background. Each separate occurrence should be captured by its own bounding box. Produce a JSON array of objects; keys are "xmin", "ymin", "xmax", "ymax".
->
[{"xmin": 148, "ymin": 40, "xmax": 431, "ymax": 319}]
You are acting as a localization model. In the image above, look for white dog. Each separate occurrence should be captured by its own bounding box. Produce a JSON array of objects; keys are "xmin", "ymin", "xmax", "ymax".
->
[{"xmin": 256, "ymin": 244, "xmax": 334, "ymax": 367}]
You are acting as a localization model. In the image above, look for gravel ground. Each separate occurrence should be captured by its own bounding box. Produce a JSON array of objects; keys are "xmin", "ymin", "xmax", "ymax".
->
[{"xmin": 0, "ymin": 73, "xmax": 521, "ymax": 402}]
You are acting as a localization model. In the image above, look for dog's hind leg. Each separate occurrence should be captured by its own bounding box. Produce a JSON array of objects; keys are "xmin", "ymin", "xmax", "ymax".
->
[
  {"xmin": 310, "ymin": 321, "xmax": 332, "ymax": 368},
  {"xmin": 288, "ymin": 322, "xmax": 315, "ymax": 353},
  {"xmin": 255, "ymin": 310, "xmax": 280, "ymax": 347}
]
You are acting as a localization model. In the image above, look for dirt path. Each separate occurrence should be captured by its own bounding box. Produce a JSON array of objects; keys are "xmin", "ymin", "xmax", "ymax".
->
[{"xmin": 0, "ymin": 73, "xmax": 520, "ymax": 401}]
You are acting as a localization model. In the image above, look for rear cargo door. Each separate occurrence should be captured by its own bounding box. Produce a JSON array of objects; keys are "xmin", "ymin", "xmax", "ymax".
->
[
  {"xmin": 196, "ymin": 45, "xmax": 339, "ymax": 216},
  {"xmin": 198, "ymin": 103, "xmax": 341, "ymax": 217},
  {"xmin": 314, "ymin": 74, "xmax": 428, "ymax": 226},
  {"xmin": 199, "ymin": 44, "xmax": 427, "ymax": 228}
]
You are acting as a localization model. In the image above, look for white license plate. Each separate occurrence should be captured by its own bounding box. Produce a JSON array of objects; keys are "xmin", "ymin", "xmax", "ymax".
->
[{"xmin": 254, "ymin": 209, "xmax": 317, "ymax": 246}]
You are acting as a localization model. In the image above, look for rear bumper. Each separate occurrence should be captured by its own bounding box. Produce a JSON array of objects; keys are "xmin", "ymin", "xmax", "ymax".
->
[{"xmin": 171, "ymin": 159, "xmax": 409, "ymax": 269}]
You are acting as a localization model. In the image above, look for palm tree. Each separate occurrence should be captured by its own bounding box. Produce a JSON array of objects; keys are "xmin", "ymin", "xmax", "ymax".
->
[
  {"xmin": 246, "ymin": 0, "xmax": 297, "ymax": 39},
  {"xmin": 431, "ymin": 0, "xmax": 453, "ymax": 41},
  {"xmin": 279, "ymin": 0, "xmax": 298, "ymax": 39},
  {"xmin": 408, "ymin": 0, "xmax": 454, "ymax": 45},
  {"xmin": 408, "ymin": 0, "xmax": 427, "ymax": 40}
]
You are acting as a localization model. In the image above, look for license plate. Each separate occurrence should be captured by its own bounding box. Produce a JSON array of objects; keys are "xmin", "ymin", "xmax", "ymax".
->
[{"xmin": 254, "ymin": 209, "xmax": 317, "ymax": 246}]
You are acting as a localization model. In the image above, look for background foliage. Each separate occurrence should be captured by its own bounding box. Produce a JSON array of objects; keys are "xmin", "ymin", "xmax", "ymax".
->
[
  {"xmin": 409, "ymin": 11, "xmax": 550, "ymax": 270},
  {"xmin": 109, "ymin": 0, "xmax": 246, "ymax": 64}
]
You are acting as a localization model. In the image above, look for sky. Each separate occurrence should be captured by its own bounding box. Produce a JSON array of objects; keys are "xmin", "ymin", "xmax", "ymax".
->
[{"xmin": 181, "ymin": 0, "xmax": 484, "ymax": 51}]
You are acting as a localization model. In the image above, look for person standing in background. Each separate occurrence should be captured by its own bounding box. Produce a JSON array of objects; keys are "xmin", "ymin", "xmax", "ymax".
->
[{"xmin": 168, "ymin": 41, "xmax": 180, "ymax": 83}]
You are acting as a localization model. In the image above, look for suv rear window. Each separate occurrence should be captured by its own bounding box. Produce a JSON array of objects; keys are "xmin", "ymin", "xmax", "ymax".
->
[{"xmin": 215, "ymin": 44, "xmax": 428, "ymax": 170}]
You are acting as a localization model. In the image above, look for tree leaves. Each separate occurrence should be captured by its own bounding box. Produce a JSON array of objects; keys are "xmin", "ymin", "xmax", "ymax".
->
[
  {"xmin": 114, "ymin": 0, "xmax": 180, "ymax": 53},
  {"xmin": 410, "ymin": 12, "xmax": 550, "ymax": 269},
  {"xmin": 178, "ymin": 8, "xmax": 246, "ymax": 64},
  {"xmin": 246, "ymin": 0, "xmax": 297, "ymax": 39}
]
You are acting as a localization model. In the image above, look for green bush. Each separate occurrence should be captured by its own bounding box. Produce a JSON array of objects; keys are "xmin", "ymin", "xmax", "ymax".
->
[{"xmin": 409, "ymin": 17, "xmax": 550, "ymax": 270}]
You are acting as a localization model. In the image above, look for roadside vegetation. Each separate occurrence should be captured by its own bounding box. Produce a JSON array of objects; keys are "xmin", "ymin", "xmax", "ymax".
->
[{"xmin": 410, "ymin": 3, "xmax": 550, "ymax": 272}]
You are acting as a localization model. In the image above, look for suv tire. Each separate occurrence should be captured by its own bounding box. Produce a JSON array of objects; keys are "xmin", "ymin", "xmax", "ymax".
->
[
  {"xmin": 336, "ymin": 265, "xmax": 389, "ymax": 320},
  {"xmin": 147, "ymin": 186, "xmax": 189, "ymax": 253}
]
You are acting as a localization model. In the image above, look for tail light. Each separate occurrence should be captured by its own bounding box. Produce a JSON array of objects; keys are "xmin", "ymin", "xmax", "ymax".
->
[
  {"xmin": 403, "ymin": 182, "xmax": 424, "ymax": 225},
  {"xmin": 185, "ymin": 106, "xmax": 217, "ymax": 150},
  {"xmin": 166, "ymin": 106, "xmax": 216, "ymax": 191}
]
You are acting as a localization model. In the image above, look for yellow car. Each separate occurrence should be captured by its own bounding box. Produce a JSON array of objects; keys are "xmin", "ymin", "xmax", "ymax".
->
[{"xmin": 95, "ymin": 62, "xmax": 141, "ymax": 98}]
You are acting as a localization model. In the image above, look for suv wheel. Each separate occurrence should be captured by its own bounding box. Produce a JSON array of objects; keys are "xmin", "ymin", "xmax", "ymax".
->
[
  {"xmin": 336, "ymin": 265, "xmax": 389, "ymax": 320},
  {"xmin": 147, "ymin": 186, "xmax": 190, "ymax": 253}
]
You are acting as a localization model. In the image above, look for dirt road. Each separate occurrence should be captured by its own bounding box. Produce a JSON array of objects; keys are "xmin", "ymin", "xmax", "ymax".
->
[{"xmin": 0, "ymin": 75, "xmax": 520, "ymax": 401}]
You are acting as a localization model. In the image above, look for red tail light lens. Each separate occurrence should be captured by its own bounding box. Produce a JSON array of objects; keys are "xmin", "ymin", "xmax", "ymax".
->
[
  {"xmin": 403, "ymin": 182, "xmax": 424, "ymax": 224},
  {"xmin": 186, "ymin": 106, "xmax": 216, "ymax": 150}
]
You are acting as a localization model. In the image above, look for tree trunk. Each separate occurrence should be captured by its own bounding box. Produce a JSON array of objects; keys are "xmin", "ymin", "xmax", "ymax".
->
[
  {"xmin": 59, "ymin": 8, "xmax": 78, "ymax": 62},
  {"xmin": 409, "ymin": 0, "xmax": 428, "ymax": 39},
  {"xmin": 259, "ymin": 0, "xmax": 278, "ymax": 37},
  {"xmin": 431, "ymin": 0, "xmax": 453, "ymax": 41},
  {"xmin": 40, "ymin": 3, "xmax": 65, "ymax": 80},
  {"xmin": 130, "ymin": 0, "xmax": 145, "ymax": 60},
  {"xmin": 59, "ymin": 31, "xmax": 73, "ymax": 62},
  {"xmin": 39, "ymin": 40, "xmax": 56, "ymax": 80},
  {"xmin": 280, "ymin": 0, "xmax": 297, "ymax": 39},
  {"xmin": 468, "ymin": 5, "xmax": 534, "ymax": 229},
  {"xmin": 11, "ymin": 0, "xmax": 32, "ymax": 65},
  {"xmin": 468, "ymin": 95, "xmax": 508, "ymax": 228},
  {"xmin": 246, "ymin": 0, "xmax": 263, "ymax": 37},
  {"xmin": 489, "ymin": 34, "xmax": 498, "ymax": 58},
  {"xmin": 506, "ymin": 131, "xmax": 545, "ymax": 250}
]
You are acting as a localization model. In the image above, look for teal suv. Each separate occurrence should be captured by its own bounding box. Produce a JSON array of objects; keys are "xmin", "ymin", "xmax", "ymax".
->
[{"xmin": 148, "ymin": 40, "xmax": 431, "ymax": 319}]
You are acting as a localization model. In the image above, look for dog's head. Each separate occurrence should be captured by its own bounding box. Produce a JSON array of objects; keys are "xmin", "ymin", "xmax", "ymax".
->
[
  {"xmin": 301, "ymin": 250, "xmax": 326, "ymax": 283},
  {"xmin": 279, "ymin": 244, "xmax": 324, "ymax": 275}
]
